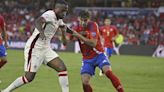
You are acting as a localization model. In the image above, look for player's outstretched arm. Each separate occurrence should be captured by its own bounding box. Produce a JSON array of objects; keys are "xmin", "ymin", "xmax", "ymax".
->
[
  {"xmin": 35, "ymin": 17, "xmax": 46, "ymax": 40},
  {"xmin": 66, "ymin": 27, "xmax": 97, "ymax": 47},
  {"xmin": 59, "ymin": 26, "xmax": 67, "ymax": 46}
]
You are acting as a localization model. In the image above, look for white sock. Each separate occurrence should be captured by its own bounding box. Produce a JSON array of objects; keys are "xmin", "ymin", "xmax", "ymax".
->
[
  {"xmin": 3, "ymin": 76, "xmax": 28, "ymax": 92},
  {"xmin": 58, "ymin": 71, "xmax": 69, "ymax": 92}
]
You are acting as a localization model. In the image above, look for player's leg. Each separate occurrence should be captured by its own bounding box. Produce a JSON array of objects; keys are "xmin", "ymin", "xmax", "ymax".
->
[
  {"xmin": 102, "ymin": 65, "xmax": 124, "ymax": 92},
  {"xmin": 81, "ymin": 59, "xmax": 96, "ymax": 92},
  {"xmin": 99, "ymin": 48, "xmax": 113, "ymax": 76},
  {"xmin": 98, "ymin": 53, "xmax": 124, "ymax": 92},
  {"xmin": 1, "ymin": 72, "xmax": 36, "ymax": 92},
  {"xmin": 81, "ymin": 74, "xmax": 92, "ymax": 92},
  {"xmin": 99, "ymin": 47, "xmax": 108, "ymax": 76},
  {"xmin": 0, "ymin": 45, "xmax": 7, "ymax": 69},
  {"xmin": 1, "ymin": 47, "xmax": 43, "ymax": 92},
  {"xmin": 47, "ymin": 57, "xmax": 69, "ymax": 92},
  {"xmin": 0, "ymin": 57, "xmax": 7, "ymax": 68},
  {"xmin": 45, "ymin": 49, "xmax": 69, "ymax": 92},
  {"xmin": 114, "ymin": 43, "xmax": 122, "ymax": 55}
]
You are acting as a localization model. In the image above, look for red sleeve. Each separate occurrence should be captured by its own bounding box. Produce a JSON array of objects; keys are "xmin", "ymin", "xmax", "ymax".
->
[
  {"xmin": 89, "ymin": 22, "xmax": 99, "ymax": 39},
  {"xmin": 99, "ymin": 26, "xmax": 103, "ymax": 35}
]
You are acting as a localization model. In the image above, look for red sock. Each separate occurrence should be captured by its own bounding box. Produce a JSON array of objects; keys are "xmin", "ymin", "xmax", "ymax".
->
[
  {"xmin": 105, "ymin": 70, "xmax": 124, "ymax": 92},
  {"xmin": 83, "ymin": 84, "xmax": 93, "ymax": 92},
  {"xmin": 0, "ymin": 60, "xmax": 7, "ymax": 68}
]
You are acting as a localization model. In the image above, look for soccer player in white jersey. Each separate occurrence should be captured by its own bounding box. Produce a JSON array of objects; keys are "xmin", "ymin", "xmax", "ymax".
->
[{"xmin": 1, "ymin": 0, "xmax": 69, "ymax": 92}]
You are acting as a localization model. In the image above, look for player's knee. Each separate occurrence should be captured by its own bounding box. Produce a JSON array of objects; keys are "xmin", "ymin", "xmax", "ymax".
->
[
  {"xmin": 82, "ymin": 78, "xmax": 90, "ymax": 85},
  {"xmin": 1, "ymin": 59, "xmax": 7, "ymax": 63},
  {"xmin": 102, "ymin": 65, "xmax": 111, "ymax": 73},
  {"xmin": 25, "ymin": 75, "xmax": 35, "ymax": 82},
  {"xmin": 25, "ymin": 73, "xmax": 36, "ymax": 82}
]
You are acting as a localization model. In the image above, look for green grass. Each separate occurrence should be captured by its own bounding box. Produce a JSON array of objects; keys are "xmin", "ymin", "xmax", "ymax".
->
[{"xmin": 0, "ymin": 49, "xmax": 164, "ymax": 92}]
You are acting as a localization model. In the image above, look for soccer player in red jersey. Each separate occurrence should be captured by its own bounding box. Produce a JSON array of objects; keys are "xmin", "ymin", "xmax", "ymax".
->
[
  {"xmin": 99, "ymin": 18, "xmax": 118, "ymax": 76},
  {"xmin": 68, "ymin": 10, "xmax": 124, "ymax": 92},
  {"xmin": 0, "ymin": 15, "xmax": 8, "ymax": 69},
  {"xmin": 100, "ymin": 18, "xmax": 118, "ymax": 57}
]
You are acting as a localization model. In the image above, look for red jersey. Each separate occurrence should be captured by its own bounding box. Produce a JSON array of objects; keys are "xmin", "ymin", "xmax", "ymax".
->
[
  {"xmin": 0, "ymin": 15, "xmax": 5, "ymax": 44},
  {"xmin": 100, "ymin": 25, "xmax": 118, "ymax": 48},
  {"xmin": 75, "ymin": 21, "xmax": 104, "ymax": 59}
]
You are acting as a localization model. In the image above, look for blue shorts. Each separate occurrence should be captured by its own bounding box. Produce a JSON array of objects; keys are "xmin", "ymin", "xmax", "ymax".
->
[
  {"xmin": 81, "ymin": 53, "xmax": 110, "ymax": 76},
  {"xmin": 105, "ymin": 47, "xmax": 114, "ymax": 57},
  {"xmin": 0, "ymin": 45, "xmax": 7, "ymax": 57}
]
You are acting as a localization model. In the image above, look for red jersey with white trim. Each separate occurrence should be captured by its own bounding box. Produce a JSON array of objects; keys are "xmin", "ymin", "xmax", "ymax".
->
[
  {"xmin": 0, "ymin": 15, "xmax": 5, "ymax": 45},
  {"xmin": 100, "ymin": 25, "xmax": 118, "ymax": 48},
  {"xmin": 75, "ymin": 21, "xmax": 104, "ymax": 59}
]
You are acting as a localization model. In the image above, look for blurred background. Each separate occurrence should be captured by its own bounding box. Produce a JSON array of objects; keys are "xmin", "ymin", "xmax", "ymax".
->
[{"xmin": 0, "ymin": 0, "xmax": 164, "ymax": 57}]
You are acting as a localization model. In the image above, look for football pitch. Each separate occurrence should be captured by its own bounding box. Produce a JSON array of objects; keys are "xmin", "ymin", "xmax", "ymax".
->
[{"xmin": 0, "ymin": 49, "xmax": 164, "ymax": 92}]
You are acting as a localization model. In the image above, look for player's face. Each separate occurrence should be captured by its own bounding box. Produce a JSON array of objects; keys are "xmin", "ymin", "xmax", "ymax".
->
[
  {"xmin": 57, "ymin": 5, "xmax": 68, "ymax": 19},
  {"xmin": 80, "ymin": 17, "xmax": 89, "ymax": 28},
  {"xmin": 104, "ymin": 19, "xmax": 111, "ymax": 25}
]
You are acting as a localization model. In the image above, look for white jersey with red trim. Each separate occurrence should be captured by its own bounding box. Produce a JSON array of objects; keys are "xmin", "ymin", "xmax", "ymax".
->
[{"xmin": 25, "ymin": 10, "xmax": 65, "ymax": 48}]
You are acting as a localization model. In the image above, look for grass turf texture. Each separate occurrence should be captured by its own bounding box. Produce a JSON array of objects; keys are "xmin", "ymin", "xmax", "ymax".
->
[{"xmin": 0, "ymin": 49, "xmax": 164, "ymax": 92}]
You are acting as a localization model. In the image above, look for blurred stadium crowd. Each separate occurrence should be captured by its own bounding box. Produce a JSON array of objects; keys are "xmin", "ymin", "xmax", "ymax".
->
[{"xmin": 0, "ymin": 0, "xmax": 164, "ymax": 46}]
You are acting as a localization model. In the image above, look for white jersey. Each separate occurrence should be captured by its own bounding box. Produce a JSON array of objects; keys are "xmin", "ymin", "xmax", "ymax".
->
[
  {"xmin": 25, "ymin": 10, "xmax": 65, "ymax": 48},
  {"xmin": 24, "ymin": 10, "xmax": 64, "ymax": 72}
]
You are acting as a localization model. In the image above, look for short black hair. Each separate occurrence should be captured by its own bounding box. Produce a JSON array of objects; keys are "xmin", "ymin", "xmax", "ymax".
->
[
  {"xmin": 55, "ymin": 0, "xmax": 68, "ymax": 6},
  {"xmin": 79, "ymin": 10, "xmax": 90, "ymax": 19},
  {"xmin": 54, "ymin": 0, "xmax": 68, "ymax": 9}
]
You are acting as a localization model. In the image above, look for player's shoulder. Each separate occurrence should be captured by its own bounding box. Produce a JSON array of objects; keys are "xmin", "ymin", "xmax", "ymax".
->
[
  {"xmin": 44, "ymin": 10, "xmax": 54, "ymax": 14},
  {"xmin": 89, "ymin": 21, "xmax": 98, "ymax": 27},
  {"xmin": 42, "ymin": 10, "xmax": 55, "ymax": 17},
  {"xmin": 92, "ymin": 21, "xmax": 98, "ymax": 25}
]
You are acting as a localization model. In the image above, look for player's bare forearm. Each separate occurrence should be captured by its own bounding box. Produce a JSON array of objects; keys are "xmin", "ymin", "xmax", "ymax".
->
[
  {"xmin": 35, "ymin": 17, "xmax": 46, "ymax": 39},
  {"xmin": 35, "ymin": 17, "xmax": 45, "ymax": 32},
  {"xmin": 73, "ymin": 31, "xmax": 97, "ymax": 47},
  {"xmin": 65, "ymin": 27, "xmax": 97, "ymax": 47},
  {"xmin": 59, "ymin": 27, "xmax": 67, "ymax": 46}
]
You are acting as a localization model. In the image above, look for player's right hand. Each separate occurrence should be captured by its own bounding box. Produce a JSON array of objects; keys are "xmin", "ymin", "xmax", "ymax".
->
[
  {"xmin": 66, "ymin": 27, "xmax": 73, "ymax": 34},
  {"xmin": 40, "ymin": 32, "xmax": 46, "ymax": 40}
]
